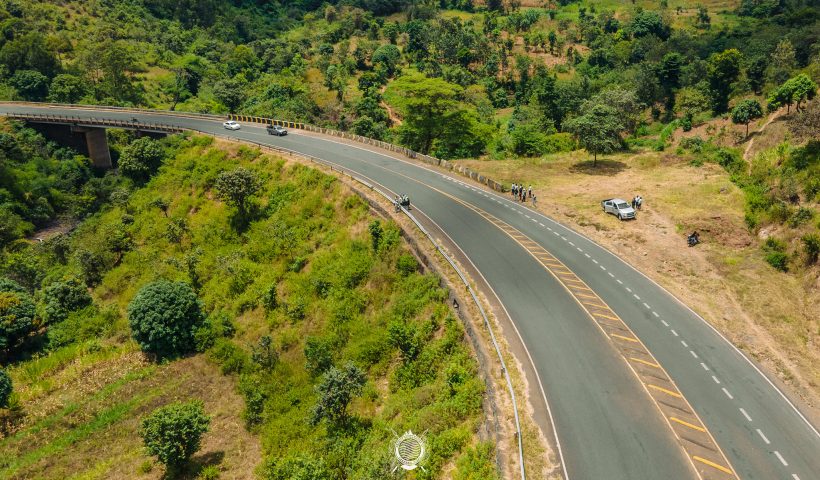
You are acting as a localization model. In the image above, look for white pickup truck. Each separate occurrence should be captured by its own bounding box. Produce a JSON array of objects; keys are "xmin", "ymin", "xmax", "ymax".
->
[{"xmin": 601, "ymin": 198, "xmax": 636, "ymax": 220}]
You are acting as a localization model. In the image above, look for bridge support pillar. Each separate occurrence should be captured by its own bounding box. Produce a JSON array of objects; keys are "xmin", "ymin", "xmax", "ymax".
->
[{"xmin": 70, "ymin": 126, "xmax": 112, "ymax": 169}]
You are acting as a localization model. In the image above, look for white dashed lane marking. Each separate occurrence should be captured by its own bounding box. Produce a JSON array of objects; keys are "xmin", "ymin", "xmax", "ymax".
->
[
  {"xmin": 608, "ymin": 272, "xmax": 615, "ymax": 278},
  {"xmin": 568, "ymin": 241, "xmax": 575, "ymax": 246},
  {"xmin": 774, "ymin": 451, "xmax": 788, "ymax": 466},
  {"xmin": 585, "ymin": 253, "xmax": 591, "ymax": 258},
  {"xmin": 671, "ymin": 329, "xmax": 679, "ymax": 337},
  {"xmin": 690, "ymin": 350, "xmax": 699, "ymax": 359},
  {"xmin": 592, "ymin": 259, "xmax": 599, "ymax": 264},
  {"xmin": 600, "ymin": 265, "xmax": 607, "ymax": 271},
  {"xmin": 643, "ymin": 302, "xmax": 650, "ymax": 309},
  {"xmin": 662, "ymin": 320, "xmax": 670, "ymax": 327},
  {"xmin": 652, "ymin": 311, "xmax": 659, "ymax": 318},
  {"xmin": 681, "ymin": 340, "xmax": 688, "ymax": 347},
  {"xmin": 633, "ymin": 294, "xmax": 641, "ymax": 300},
  {"xmin": 539, "ymin": 222, "xmax": 545, "ymax": 227},
  {"xmin": 739, "ymin": 408, "xmax": 752, "ymax": 422},
  {"xmin": 625, "ymin": 287, "xmax": 632, "ymax": 293},
  {"xmin": 722, "ymin": 387, "xmax": 734, "ymax": 400},
  {"xmin": 712, "ymin": 376, "xmax": 721, "ymax": 384},
  {"xmin": 757, "ymin": 429, "xmax": 771, "ymax": 444},
  {"xmin": 700, "ymin": 363, "xmax": 709, "ymax": 371},
  {"xmin": 616, "ymin": 279, "xmax": 623, "ymax": 284}
]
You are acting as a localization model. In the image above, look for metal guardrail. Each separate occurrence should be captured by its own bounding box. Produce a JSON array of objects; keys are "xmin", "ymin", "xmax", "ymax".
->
[
  {"xmin": 5, "ymin": 112, "xmax": 184, "ymax": 133},
  {"xmin": 227, "ymin": 114, "xmax": 508, "ymax": 193}
]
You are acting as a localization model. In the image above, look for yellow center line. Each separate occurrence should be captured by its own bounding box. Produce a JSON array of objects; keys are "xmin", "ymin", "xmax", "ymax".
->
[
  {"xmin": 692, "ymin": 456, "xmax": 734, "ymax": 475},
  {"xmin": 648, "ymin": 384, "xmax": 683, "ymax": 398},
  {"xmin": 611, "ymin": 333, "xmax": 639, "ymax": 343},
  {"xmin": 670, "ymin": 417, "xmax": 707, "ymax": 433},
  {"xmin": 630, "ymin": 357, "xmax": 661, "ymax": 369}
]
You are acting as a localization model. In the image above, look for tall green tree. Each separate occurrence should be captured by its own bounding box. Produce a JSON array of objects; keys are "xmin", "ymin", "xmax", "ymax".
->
[
  {"xmin": 388, "ymin": 72, "xmax": 462, "ymax": 154},
  {"xmin": 731, "ymin": 99, "xmax": 764, "ymax": 137},
  {"xmin": 0, "ymin": 32, "xmax": 59, "ymax": 77},
  {"xmin": 9, "ymin": 70, "xmax": 49, "ymax": 101},
  {"xmin": 564, "ymin": 104, "xmax": 624, "ymax": 166},
  {"xmin": 48, "ymin": 74, "xmax": 89, "ymax": 103},
  {"xmin": 118, "ymin": 137, "xmax": 165, "ymax": 181},
  {"xmin": 706, "ymin": 49, "xmax": 743, "ymax": 114}
]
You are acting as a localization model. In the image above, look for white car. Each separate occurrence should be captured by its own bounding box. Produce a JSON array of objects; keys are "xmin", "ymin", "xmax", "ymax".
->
[
  {"xmin": 223, "ymin": 120, "xmax": 241, "ymax": 130},
  {"xmin": 601, "ymin": 198, "xmax": 636, "ymax": 220}
]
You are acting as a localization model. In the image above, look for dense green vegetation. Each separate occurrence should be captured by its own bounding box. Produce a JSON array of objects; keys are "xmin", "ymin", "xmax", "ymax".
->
[
  {"xmin": 0, "ymin": 128, "xmax": 493, "ymax": 478},
  {"xmin": 1, "ymin": 0, "xmax": 817, "ymax": 159}
]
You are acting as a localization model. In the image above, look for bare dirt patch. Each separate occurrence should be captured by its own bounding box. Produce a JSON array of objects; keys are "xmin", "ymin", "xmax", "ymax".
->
[{"xmin": 457, "ymin": 149, "xmax": 820, "ymax": 424}]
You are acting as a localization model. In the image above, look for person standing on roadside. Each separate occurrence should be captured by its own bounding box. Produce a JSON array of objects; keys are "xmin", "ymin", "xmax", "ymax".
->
[
  {"xmin": 636, "ymin": 195, "xmax": 643, "ymax": 210},
  {"xmin": 532, "ymin": 194, "xmax": 537, "ymax": 207},
  {"xmin": 528, "ymin": 185, "xmax": 532, "ymax": 199}
]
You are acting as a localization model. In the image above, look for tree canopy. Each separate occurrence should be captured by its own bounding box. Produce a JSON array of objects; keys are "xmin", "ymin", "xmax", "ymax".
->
[
  {"xmin": 565, "ymin": 104, "xmax": 624, "ymax": 165},
  {"xmin": 127, "ymin": 280, "xmax": 204, "ymax": 359}
]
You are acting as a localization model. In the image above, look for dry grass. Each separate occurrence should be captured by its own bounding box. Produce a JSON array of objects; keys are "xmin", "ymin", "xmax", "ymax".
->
[
  {"xmin": 1, "ymin": 347, "xmax": 261, "ymax": 480},
  {"xmin": 456, "ymin": 148, "xmax": 820, "ymax": 424}
]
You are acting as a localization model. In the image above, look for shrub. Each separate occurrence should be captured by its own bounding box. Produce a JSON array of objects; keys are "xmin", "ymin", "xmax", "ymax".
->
[
  {"xmin": 311, "ymin": 362, "xmax": 366, "ymax": 427},
  {"xmin": 304, "ymin": 336, "xmax": 334, "ymax": 376},
  {"xmin": 453, "ymin": 442, "xmax": 499, "ymax": 480},
  {"xmin": 802, "ymin": 234, "xmax": 820, "ymax": 264},
  {"xmin": 251, "ymin": 335, "xmax": 278, "ymax": 370},
  {"xmin": 41, "ymin": 277, "xmax": 92, "ymax": 324},
  {"xmin": 119, "ymin": 138, "xmax": 165, "ymax": 180},
  {"xmin": 140, "ymin": 401, "xmax": 210, "ymax": 472},
  {"xmin": 396, "ymin": 253, "xmax": 419, "ymax": 276},
  {"xmin": 762, "ymin": 238, "xmax": 789, "ymax": 272},
  {"xmin": 0, "ymin": 277, "xmax": 37, "ymax": 354},
  {"xmin": 209, "ymin": 338, "xmax": 250, "ymax": 374},
  {"xmin": 0, "ymin": 369, "xmax": 12, "ymax": 408},
  {"xmin": 127, "ymin": 280, "xmax": 204, "ymax": 359},
  {"xmin": 788, "ymin": 207, "xmax": 814, "ymax": 228},
  {"xmin": 214, "ymin": 167, "xmax": 262, "ymax": 215},
  {"xmin": 263, "ymin": 454, "xmax": 331, "ymax": 480}
]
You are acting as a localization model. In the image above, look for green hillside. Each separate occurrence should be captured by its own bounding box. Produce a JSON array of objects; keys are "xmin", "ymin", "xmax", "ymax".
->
[{"xmin": 0, "ymin": 127, "xmax": 494, "ymax": 479}]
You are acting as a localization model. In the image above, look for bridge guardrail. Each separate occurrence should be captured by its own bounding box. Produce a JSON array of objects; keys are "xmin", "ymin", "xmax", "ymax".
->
[
  {"xmin": 5, "ymin": 112, "xmax": 184, "ymax": 133},
  {"xmin": 0, "ymin": 102, "xmax": 508, "ymax": 193}
]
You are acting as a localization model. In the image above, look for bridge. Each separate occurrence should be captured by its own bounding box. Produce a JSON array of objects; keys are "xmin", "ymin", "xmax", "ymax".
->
[{"xmin": 5, "ymin": 111, "xmax": 183, "ymax": 168}]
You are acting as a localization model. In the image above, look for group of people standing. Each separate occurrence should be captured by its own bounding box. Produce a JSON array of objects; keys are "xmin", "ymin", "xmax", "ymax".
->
[
  {"xmin": 631, "ymin": 195, "xmax": 643, "ymax": 210},
  {"xmin": 511, "ymin": 183, "xmax": 536, "ymax": 205}
]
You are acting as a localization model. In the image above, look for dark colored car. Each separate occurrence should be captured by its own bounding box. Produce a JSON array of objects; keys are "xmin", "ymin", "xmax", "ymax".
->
[{"xmin": 266, "ymin": 125, "xmax": 288, "ymax": 136}]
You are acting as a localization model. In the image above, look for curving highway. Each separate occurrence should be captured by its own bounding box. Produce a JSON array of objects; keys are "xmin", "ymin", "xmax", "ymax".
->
[{"xmin": 2, "ymin": 104, "xmax": 819, "ymax": 480}]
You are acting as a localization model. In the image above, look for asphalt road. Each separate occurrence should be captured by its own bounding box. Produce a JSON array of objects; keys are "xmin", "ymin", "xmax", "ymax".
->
[{"xmin": 3, "ymin": 104, "xmax": 819, "ymax": 480}]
